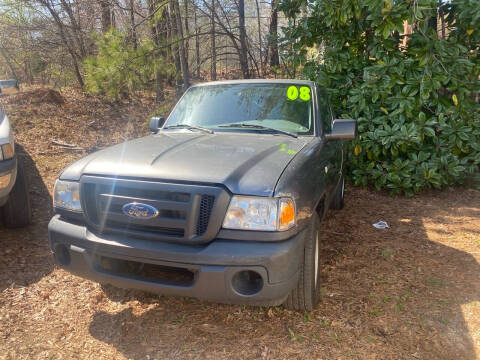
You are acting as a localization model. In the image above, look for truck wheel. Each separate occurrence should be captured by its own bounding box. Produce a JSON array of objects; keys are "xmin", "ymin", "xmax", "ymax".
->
[
  {"xmin": 284, "ymin": 213, "xmax": 321, "ymax": 311},
  {"xmin": 331, "ymin": 176, "xmax": 345, "ymax": 210},
  {"xmin": 1, "ymin": 158, "xmax": 32, "ymax": 228}
]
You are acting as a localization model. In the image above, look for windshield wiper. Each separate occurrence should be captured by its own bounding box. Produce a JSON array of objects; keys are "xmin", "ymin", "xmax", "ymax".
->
[
  {"xmin": 164, "ymin": 123, "xmax": 214, "ymax": 134},
  {"xmin": 218, "ymin": 123, "xmax": 297, "ymax": 138}
]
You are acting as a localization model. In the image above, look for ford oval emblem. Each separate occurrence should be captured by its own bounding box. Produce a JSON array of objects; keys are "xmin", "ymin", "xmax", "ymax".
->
[{"xmin": 122, "ymin": 203, "xmax": 159, "ymax": 220}]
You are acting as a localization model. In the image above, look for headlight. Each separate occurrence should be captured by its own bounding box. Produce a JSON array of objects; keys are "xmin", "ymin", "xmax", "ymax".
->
[
  {"xmin": 223, "ymin": 196, "xmax": 295, "ymax": 231},
  {"xmin": 0, "ymin": 113, "xmax": 14, "ymax": 161},
  {"xmin": 53, "ymin": 180, "xmax": 82, "ymax": 212}
]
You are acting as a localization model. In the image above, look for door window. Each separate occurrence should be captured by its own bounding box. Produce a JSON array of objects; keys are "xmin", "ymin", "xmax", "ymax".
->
[{"xmin": 317, "ymin": 87, "xmax": 333, "ymax": 133}]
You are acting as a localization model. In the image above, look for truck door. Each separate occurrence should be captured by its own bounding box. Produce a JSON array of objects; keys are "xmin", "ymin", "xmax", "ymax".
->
[{"xmin": 317, "ymin": 87, "xmax": 342, "ymax": 197}]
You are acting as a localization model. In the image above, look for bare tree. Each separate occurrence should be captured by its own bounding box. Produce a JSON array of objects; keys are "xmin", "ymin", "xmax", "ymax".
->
[
  {"xmin": 165, "ymin": 1, "xmax": 180, "ymax": 83},
  {"xmin": 0, "ymin": 0, "xmax": 288, "ymax": 89},
  {"xmin": 129, "ymin": 0, "xmax": 137, "ymax": 48},
  {"xmin": 148, "ymin": 0, "xmax": 167, "ymax": 101},
  {"xmin": 267, "ymin": 0, "xmax": 279, "ymax": 67},
  {"xmin": 173, "ymin": 0, "xmax": 189, "ymax": 90},
  {"xmin": 184, "ymin": 0, "xmax": 189, "ymax": 65},
  {"xmin": 99, "ymin": 0, "xmax": 112, "ymax": 32},
  {"xmin": 194, "ymin": 5, "xmax": 200, "ymax": 77},
  {"xmin": 254, "ymin": 0, "xmax": 263, "ymax": 77},
  {"xmin": 237, "ymin": 0, "xmax": 249, "ymax": 78},
  {"xmin": 59, "ymin": 0, "xmax": 87, "ymax": 57},
  {"xmin": 210, "ymin": 0, "xmax": 216, "ymax": 80},
  {"xmin": 34, "ymin": 0, "xmax": 85, "ymax": 87}
]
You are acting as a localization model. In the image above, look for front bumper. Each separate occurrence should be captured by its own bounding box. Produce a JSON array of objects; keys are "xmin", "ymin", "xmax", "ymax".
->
[
  {"xmin": 48, "ymin": 215, "xmax": 304, "ymax": 305},
  {"xmin": 0, "ymin": 156, "xmax": 17, "ymax": 206}
]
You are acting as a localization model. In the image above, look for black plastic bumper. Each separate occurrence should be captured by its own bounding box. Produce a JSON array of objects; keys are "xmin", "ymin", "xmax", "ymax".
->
[
  {"xmin": 0, "ymin": 156, "xmax": 17, "ymax": 206},
  {"xmin": 48, "ymin": 215, "xmax": 304, "ymax": 305}
]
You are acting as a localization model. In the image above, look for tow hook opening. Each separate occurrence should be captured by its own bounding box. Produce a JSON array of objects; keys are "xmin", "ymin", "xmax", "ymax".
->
[
  {"xmin": 231, "ymin": 270, "xmax": 264, "ymax": 296},
  {"xmin": 54, "ymin": 244, "xmax": 71, "ymax": 266}
]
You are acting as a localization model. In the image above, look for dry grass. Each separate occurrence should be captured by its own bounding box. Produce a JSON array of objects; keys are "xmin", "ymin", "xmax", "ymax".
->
[{"xmin": 0, "ymin": 88, "xmax": 479, "ymax": 360}]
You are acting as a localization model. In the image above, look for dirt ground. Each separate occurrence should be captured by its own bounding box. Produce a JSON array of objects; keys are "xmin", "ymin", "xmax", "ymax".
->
[{"xmin": 0, "ymin": 88, "xmax": 479, "ymax": 360}]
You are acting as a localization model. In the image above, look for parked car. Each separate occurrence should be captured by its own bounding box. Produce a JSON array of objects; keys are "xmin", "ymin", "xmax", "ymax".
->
[
  {"xmin": 0, "ymin": 80, "xmax": 32, "ymax": 228},
  {"xmin": 48, "ymin": 80, "xmax": 356, "ymax": 310}
]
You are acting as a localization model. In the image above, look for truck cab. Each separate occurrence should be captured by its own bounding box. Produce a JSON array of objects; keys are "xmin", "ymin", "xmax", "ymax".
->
[{"xmin": 48, "ymin": 80, "xmax": 356, "ymax": 310}]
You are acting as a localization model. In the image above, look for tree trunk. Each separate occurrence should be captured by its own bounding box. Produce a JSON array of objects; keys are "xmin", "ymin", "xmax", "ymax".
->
[
  {"xmin": 59, "ymin": 0, "xmax": 87, "ymax": 58},
  {"xmin": 210, "ymin": 0, "xmax": 216, "ymax": 80},
  {"xmin": 148, "ymin": 0, "xmax": 164, "ymax": 101},
  {"xmin": 198, "ymin": 0, "xmax": 244, "ymax": 79},
  {"xmin": 439, "ymin": 3, "xmax": 446, "ymax": 38},
  {"xmin": 168, "ymin": 3, "xmax": 181, "ymax": 86},
  {"xmin": 238, "ymin": 0, "xmax": 249, "ymax": 78},
  {"xmin": 111, "ymin": 7, "xmax": 116, "ymax": 28},
  {"xmin": 194, "ymin": 8, "xmax": 200, "ymax": 77},
  {"xmin": 268, "ymin": 0, "xmax": 279, "ymax": 67},
  {"xmin": 173, "ymin": 0, "xmax": 190, "ymax": 90},
  {"xmin": 148, "ymin": 0, "xmax": 158, "ymax": 43},
  {"xmin": 129, "ymin": 0, "xmax": 138, "ymax": 49},
  {"xmin": 254, "ymin": 0, "xmax": 263, "ymax": 77},
  {"xmin": 184, "ymin": 0, "xmax": 189, "ymax": 66},
  {"xmin": 99, "ymin": 0, "xmax": 112, "ymax": 32},
  {"xmin": 39, "ymin": 0, "xmax": 85, "ymax": 87}
]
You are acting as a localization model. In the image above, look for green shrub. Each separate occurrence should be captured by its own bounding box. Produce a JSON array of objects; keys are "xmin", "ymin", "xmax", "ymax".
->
[
  {"xmin": 84, "ymin": 29, "xmax": 174, "ymax": 99},
  {"xmin": 280, "ymin": 0, "xmax": 480, "ymax": 194}
]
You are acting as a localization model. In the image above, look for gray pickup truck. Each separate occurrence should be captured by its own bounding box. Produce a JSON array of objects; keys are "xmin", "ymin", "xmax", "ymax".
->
[
  {"xmin": 0, "ymin": 80, "xmax": 31, "ymax": 228},
  {"xmin": 48, "ymin": 80, "xmax": 356, "ymax": 310}
]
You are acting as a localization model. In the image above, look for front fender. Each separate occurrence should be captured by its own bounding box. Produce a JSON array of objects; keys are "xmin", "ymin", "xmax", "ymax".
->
[{"xmin": 274, "ymin": 138, "xmax": 328, "ymax": 230}]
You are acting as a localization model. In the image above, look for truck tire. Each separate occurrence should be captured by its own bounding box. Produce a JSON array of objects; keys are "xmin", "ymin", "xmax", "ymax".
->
[
  {"xmin": 1, "ymin": 158, "xmax": 32, "ymax": 228},
  {"xmin": 331, "ymin": 176, "xmax": 345, "ymax": 210},
  {"xmin": 284, "ymin": 213, "xmax": 321, "ymax": 311}
]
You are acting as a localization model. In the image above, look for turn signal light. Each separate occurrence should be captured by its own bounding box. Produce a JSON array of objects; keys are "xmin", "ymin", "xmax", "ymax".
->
[{"xmin": 279, "ymin": 199, "xmax": 295, "ymax": 231}]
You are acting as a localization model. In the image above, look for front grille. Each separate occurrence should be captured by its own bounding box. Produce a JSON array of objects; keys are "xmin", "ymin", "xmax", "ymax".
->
[
  {"xmin": 197, "ymin": 195, "xmax": 215, "ymax": 235},
  {"xmin": 81, "ymin": 176, "xmax": 228, "ymax": 243},
  {"xmin": 105, "ymin": 220, "xmax": 185, "ymax": 237}
]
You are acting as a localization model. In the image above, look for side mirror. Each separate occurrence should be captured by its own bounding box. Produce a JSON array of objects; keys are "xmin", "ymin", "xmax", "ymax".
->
[
  {"xmin": 0, "ymin": 79, "xmax": 19, "ymax": 95},
  {"xmin": 324, "ymin": 119, "xmax": 357, "ymax": 140},
  {"xmin": 149, "ymin": 117, "xmax": 165, "ymax": 133}
]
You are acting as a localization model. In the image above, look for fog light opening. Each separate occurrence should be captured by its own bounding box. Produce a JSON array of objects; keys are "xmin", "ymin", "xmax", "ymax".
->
[
  {"xmin": 231, "ymin": 270, "xmax": 263, "ymax": 296},
  {"xmin": 54, "ymin": 244, "xmax": 71, "ymax": 266}
]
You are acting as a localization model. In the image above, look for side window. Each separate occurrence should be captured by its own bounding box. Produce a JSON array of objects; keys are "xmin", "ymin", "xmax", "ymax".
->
[
  {"xmin": 327, "ymin": 98, "xmax": 335, "ymax": 122},
  {"xmin": 317, "ymin": 87, "xmax": 332, "ymax": 133}
]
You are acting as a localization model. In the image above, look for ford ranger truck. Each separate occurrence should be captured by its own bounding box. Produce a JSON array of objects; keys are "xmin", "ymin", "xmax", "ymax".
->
[
  {"xmin": 48, "ymin": 80, "xmax": 356, "ymax": 310},
  {"xmin": 0, "ymin": 80, "xmax": 31, "ymax": 228}
]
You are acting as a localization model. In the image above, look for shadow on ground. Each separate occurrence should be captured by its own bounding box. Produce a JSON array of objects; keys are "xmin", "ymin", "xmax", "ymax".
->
[
  {"xmin": 87, "ymin": 188, "xmax": 480, "ymax": 359},
  {"xmin": 0, "ymin": 144, "xmax": 54, "ymax": 291}
]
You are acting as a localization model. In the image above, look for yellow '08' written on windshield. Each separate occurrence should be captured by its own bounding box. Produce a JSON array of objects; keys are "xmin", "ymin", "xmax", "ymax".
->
[{"xmin": 286, "ymin": 85, "xmax": 311, "ymax": 101}]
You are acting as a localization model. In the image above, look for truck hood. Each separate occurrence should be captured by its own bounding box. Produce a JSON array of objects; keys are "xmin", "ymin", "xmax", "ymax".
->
[{"xmin": 61, "ymin": 131, "xmax": 310, "ymax": 196}]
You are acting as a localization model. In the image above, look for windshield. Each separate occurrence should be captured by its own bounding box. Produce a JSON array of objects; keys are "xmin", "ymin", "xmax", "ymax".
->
[{"xmin": 165, "ymin": 83, "xmax": 314, "ymax": 135}]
